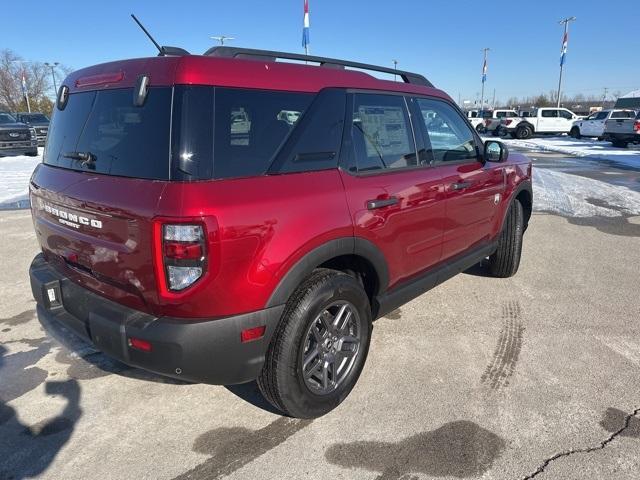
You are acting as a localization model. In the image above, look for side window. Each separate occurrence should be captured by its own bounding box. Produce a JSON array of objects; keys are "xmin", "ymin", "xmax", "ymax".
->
[
  {"xmin": 270, "ymin": 89, "xmax": 346, "ymax": 174},
  {"xmin": 541, "ymin": 110, "xmax": 558, "ymax": 118},
  {"xmin": 496, "ymin": 111, "xmax": 507, "ymax": 118},
  {"xmin": 213, "ymin": 88, "xmax": 313, "ymax": 179},
  {"xmin": 595, "ymin": 112, "xmax": 609, "ymax": 120},
  {"xmin": 415, "ymin": 98, "xmax": 478, "ymax": 163},
  {"xmin": 351, "ymin": 94, "xmax": 416, "ymax": 172},
  {"xmin": 558, "ymin": 110, "xmax": 573, "ymax": 120}
]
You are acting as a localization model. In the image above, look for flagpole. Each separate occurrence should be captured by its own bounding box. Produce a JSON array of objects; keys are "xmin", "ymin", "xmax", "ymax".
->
[
  {"xmin": 557, "ymin": 16, "xmax": 576, "ymax": 108},
  {"xmin": 302, "ymin": 0, "xmax": 310, "ymax": 56}
]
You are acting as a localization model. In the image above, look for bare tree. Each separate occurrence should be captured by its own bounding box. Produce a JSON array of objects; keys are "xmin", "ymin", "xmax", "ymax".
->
[{"xmin": 0, "ymin": 49, "xmax": 71, "ymax": 115}]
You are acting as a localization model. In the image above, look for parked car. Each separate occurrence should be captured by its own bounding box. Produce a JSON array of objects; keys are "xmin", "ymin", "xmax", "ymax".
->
[
  {"xmin": 14, "ymin": 112, "xmax": 50, "ymax": 146},
  {"xmin": 482, "ymin": 109, "xmax": 519, "ymax": 135},
  {"xmin": 570, "ymin": 109, "xmax": 637, "ymax": 140},
  {"xmin": 0, "ymin": 111, "xmax": 38, "ymax": 157},
  {"xmin": 604, "ymin": 110, "xmax": 640, "ymax": 148},
  {"xmin": 465, "ymin": 109, "xmax": 491, "ymax": 132},
  {"xmin": 29, "ymin": 47, "xmax": 532, "ymax": 418},
  {"xmin": 498, "ymin": 107, "xmax": 581, "ymax": 139}
]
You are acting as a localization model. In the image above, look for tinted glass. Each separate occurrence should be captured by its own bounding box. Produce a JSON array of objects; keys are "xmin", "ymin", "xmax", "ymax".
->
[
  {"xmin": 351, "ymin": 94, "xmax": 416, "ymax": 172},
  {"xmin": 270, "ymin": 89, "xmax": 345, "ymax": 174},
  {"xmin": 611, "ymin": 110, "xmax": 636, "ymax": 119},
  {"xmin": 541, "ymin": 110, "xmax": 558, "ymax": 118},
  {"xmin": 213, "ymin": 88, "xmax": 312, "ymax": 179},
  {"xmin": 0, "ymin": 113, "xmax": 16, "ymax": 123},
  {"xmin": 44, "ymin": 87, "xmax": 172, "ymax": 180},
  {"xmin": 415, "ymin": 98, "xmax": 477, "ymax": 163},
  {"xmin": 22, "ymin": 113, "xmax": 49, "ymax": 123},
  {"xmin": 595, "ymin": 112, "xmax": 609, "ymax": 120},
  {"xmin": 171, "ymin": 86, "xmax": 214, "ymax": 181},
  {"xmin": 558, "ymin": 110, "xmax": 573, "ymax": 119}
]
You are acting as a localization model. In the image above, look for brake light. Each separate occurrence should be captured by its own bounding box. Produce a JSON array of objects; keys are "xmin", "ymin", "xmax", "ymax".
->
[
  {"xmin": 484, "ymin": 119, "xmax": 492, "ymax": 126},
  {"xmin": 503, "ymin": 119, "xmax": 513, "ymax": 126},
  {"xmin": 634, "ymin": 120, "xmax": 640, "ymax": 133},
  {"xmin": 155, "ymin": 223, "xmax": 206, "ymax": 292}
]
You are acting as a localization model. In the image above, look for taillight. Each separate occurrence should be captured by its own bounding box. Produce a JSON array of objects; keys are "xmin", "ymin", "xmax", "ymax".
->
[
  {"xmin": 485, "ymin": 119, "xmax": 492, "ymax": 126},
  {"xmin": 634, "ymin": 120, "xmax": 640, "ymax": 132},
  {"xmin": 503, "ymin": 119, "xmax": 513, "ymax": 126},
  {"xmin": 158, "ymin": 223, "xmax": 206, "ymax": 291}
]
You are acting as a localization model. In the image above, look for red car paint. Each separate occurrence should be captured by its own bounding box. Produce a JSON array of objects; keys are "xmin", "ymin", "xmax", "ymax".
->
[{"xmin": 30, "ymin": 54, "xmax": 532, "ymax": 321}]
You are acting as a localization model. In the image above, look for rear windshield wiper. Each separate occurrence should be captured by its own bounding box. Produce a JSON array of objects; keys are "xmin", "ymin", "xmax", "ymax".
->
[{"xmin": 63, "ymin": 151, "xmax": 97, "ymax": 168}]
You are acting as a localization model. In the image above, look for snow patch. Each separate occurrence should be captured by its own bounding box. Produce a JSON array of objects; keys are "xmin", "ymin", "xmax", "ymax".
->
[
  {"xmin": 0, "ymin": 149, "xmax": 42, "ymax": 208},
  {"xmin": 533, "ymin": 168, "xmax": 640, "ymax": 217}
]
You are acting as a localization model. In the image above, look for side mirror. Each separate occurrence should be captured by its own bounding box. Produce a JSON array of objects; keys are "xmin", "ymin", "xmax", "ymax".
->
[{"xmin": 484, "ymin": 140, "xmax": 509, "ymax": 163}]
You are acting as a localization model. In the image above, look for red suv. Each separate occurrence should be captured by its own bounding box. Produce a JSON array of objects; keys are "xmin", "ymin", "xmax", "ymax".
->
[{"xmin": 29, "ymin": 47, "xmax": 532, "ymax": 418}]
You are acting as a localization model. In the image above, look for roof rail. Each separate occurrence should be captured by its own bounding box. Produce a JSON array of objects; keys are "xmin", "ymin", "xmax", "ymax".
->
[{"xmin": 203, "ymin": 46, "xmax": 433, "ymax": 87}]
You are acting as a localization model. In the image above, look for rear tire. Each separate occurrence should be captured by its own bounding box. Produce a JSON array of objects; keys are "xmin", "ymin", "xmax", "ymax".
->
[
  {"xmin": 475, "ymin": 124, "xmax": 486, "ymax": 134},
  {"xmin": 515, "ymin": 125, "xmax": 533, "ymax": 139},
  {"xmin": 26, "ymin": 150, "xmax": 38, "ymax": 157},
  {"xmin": 488, "ymin": 200, "xmax": 524, "ymax": 278},
  {"xmin": 611, "ymin": 140, "xmax": 628, "ymax": 148},
  {"xmin": 569, "ymin": 127, "xmax": 581, "ymax": 139},
  {"xmin": 258, "ymin": 269, "xmax": 372, "ymax": 418}
]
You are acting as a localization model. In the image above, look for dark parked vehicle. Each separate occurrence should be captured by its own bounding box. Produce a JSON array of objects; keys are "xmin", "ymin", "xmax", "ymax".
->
[
  {"xmin": 0, "ymin": 111, "xmax": 38, "ymax": 157},
  {"xmin": 29, "ymin": 47, "xmax": 532, "ymax": 418},
  {"xmin": 14, "ymin": 112, "xmax": 50, "ymax": 146}
]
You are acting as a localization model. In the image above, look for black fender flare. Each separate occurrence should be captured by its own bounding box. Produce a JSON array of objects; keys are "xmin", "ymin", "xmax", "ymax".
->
[
  {"xmin": 497, "ymin": 180, "xmax": 533, "ymax": 234},
  {"xmin": 266, "ymin": 237, "xmax": 389, "ymax": 307}
]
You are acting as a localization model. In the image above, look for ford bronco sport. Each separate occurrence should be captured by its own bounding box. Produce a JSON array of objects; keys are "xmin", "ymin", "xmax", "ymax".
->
[{"xmin": 29, "ymin": 47, "xmax": 532, "ymax": 418}]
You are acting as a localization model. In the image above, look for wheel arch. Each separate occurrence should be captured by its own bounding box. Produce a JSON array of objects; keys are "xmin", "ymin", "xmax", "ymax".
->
[
  {"xmin": 498, "ymin": 180, "xmax": 533, "ymax": 234},
  {"xmin": 266, "ymin": 237, "xmax": 389, "ymax": 309}
]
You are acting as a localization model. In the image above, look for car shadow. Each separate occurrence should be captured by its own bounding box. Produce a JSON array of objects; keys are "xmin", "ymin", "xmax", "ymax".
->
[
  {"xmin": 0, "ymin": 345, "xmax": 82, "ymax": 480},
  {"xmin": 462, "ymin": 261, "xmax": 492, "ymax": 278},
  {"xmin": 225, "ymin": 381, "xmax": 282, "ymax": 415}
]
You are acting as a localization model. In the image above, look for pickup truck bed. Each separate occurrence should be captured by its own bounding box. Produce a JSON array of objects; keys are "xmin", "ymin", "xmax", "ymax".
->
[{"xmin": 604, "ymin": 113, "xmax": 640, "ymax": 148}]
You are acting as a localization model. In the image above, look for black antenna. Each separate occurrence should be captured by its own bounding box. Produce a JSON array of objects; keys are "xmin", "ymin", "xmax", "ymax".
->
[{"xmin": 131, "ymin": 14, "xmax": 164, "ymax": 56}]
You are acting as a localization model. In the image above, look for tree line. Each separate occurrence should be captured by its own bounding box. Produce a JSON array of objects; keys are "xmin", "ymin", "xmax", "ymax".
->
[
  {"xmin": 0, "ymin": 49, "xmax": 71, "ymax": 116},
  {"xmin": 502, "ymin": 89, "xmax": 622, "ymax": 110}
]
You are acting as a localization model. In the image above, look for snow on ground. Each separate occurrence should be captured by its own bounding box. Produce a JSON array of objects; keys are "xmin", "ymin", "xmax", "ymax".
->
[
  {"xmin": 0, "ymin": 149, "xmax": 42, "ymax": 209},
  {"xmin": 495, "ymin": 135, "xmax": 640, "ymax": 169},
  {"xmin": 533, "ymin": 168, "xmax": 640, "ymax": 217}
]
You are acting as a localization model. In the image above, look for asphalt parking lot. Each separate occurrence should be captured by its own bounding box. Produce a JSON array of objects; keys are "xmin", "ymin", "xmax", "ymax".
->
[{"xmin": 2, "ymin": 152, "xmax": 640, "ymax": 480}]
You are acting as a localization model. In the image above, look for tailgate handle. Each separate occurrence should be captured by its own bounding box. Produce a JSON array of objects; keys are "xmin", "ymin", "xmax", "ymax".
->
[{"xmin": 367, "ymin": 197, "xmax": 399, "ymax": 210}]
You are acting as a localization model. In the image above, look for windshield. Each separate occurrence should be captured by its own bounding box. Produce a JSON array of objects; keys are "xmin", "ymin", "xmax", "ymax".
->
[
  {"xmin": 610, "ymin": 110, "xmax": 637, "ymax": 119},
  {"xmin": 0, "ymin": 113, "xmax": 17, "ymax": 124},
  {"xmin": 22, "ymin": 113, "xmax": 49, "ymax": 123}
]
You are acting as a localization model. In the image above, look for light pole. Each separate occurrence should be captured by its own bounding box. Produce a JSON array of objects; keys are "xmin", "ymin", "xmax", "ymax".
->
[
  {"xmin": 479, "ymin": 48, "xmax": 490, "ymax": 115},
  {"xmin": 44, "ymin": 62, "xmax": 59, "ymax": 98},
  {"xmin": 392, "ymin": 59, "xmax": 398, "ymax": 82},
  {"xmin": 210, "ymin": 35, "xmax": 235, "ymax": 46},
  {"xmin": 557, "ymin": 16, "xmax": 576, "ymax": 108}
]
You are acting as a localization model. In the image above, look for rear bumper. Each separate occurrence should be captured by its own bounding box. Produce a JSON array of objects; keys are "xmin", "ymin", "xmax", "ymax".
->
[
  {"xmin": 29, "ymin": 253, "xmax": 284, "ymax": 385},
  {"xmin": 0, "ymin": 141, "xmax": 38, "ymax": 156},
  {"xmin": 605, "ymin": 132, "xmax": 640, "ymax": 143}
]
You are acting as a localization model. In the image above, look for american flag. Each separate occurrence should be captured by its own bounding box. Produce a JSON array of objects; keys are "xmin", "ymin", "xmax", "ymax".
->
[
  {"xmin": 482, "ymin": 57, "xmax": 487, "ymax": 84},
  {"xmin": 560, "ymin": 32, "xmax": 568, "ymax": 66},
  {"xmin": 302, "ymin": 0, "xmax": 310, "ymax": 51}
]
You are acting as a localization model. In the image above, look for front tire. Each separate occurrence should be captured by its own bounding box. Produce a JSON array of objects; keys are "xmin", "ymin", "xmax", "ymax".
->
[
  {"xmin": 476, "ymin": 124, "xmax": 486, "ymax": 134},
  {"xmin": 488, "ymin": 200, "xmax": 524, "ymax": 278},
  {"xmin": 569, "ymin": 127, "xmax": 581, "ymax": 139},
  {"xmin": 611, "ymin": 140, "xmax": 628, "ymax": 148},
  {"xmin": 258, "ymin": 269, "xmax": 372, "ymax": 418}
]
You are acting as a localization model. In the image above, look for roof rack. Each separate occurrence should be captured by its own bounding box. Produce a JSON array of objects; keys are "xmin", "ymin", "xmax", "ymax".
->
[{"xmin": 203, "ymin": 46, "xmax": 433, "ymax": 87}]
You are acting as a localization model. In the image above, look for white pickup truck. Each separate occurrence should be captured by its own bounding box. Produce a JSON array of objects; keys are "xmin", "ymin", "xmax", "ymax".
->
[
  {"xmin": 498, "ymin": 107, "xmax": 581, "ymax": 139},
  {"xmin": 570, "ymin": 109, "xmax": 637, "ymax": 140},
  {"xmin": 483, "ymin": 109, "xmax": 520, "ymax": 134},
  {"xmin": 604, "ymin": 110, "xmax": 640, "ymax": 148},
  {"xmin": 465, "ymin": 110, "xmax": 489, "ymax": 132}
]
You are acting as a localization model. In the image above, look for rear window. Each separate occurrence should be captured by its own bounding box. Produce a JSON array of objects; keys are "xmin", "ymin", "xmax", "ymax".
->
[
  {"xmin": 44, "ymin": 87, "xmax": 172, "ymax": 180},
  {"xmin": 610, "ymin": 110, "xmax": 637, "ymax": 119}
]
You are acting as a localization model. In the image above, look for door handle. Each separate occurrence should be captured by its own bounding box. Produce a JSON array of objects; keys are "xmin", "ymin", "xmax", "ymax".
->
[
  {"xmin": 451, "ymin": 181, "xmax": 472, "ymax": 191},
  {"xmin": 367, "ymin": 197, "xmax": 399, "ymax": 210}
]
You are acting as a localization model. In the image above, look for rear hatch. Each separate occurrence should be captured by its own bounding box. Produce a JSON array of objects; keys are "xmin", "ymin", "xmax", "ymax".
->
[
  {"xmin": 605, "ymin": 111, "xmax": 639, "ymax": 135},
  {"xmin": 31, "ymin": 81, "xmax": 173, "ymax": 314}
]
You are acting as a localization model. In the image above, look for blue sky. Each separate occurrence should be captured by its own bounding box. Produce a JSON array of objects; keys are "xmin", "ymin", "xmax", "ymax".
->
[{"xmin": 2, "ymin": 0, "xmax": 639, "ymax": 104}]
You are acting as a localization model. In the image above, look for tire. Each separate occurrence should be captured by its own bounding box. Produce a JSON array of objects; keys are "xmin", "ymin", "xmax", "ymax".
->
[
  {"xmin": 515, "ymin": 125, "xmax": 533, "ymax": 139},
  {"xmin": 258, "ymin": 269, "xmax": 372, "ymax": 418},
  {"xmin": 475, "ymin": 124, "xmax": 486, "ymax": 134},
  {"xmin": 611, "ymin": 140, "xmax": 628, "ymax": 148},
  {"xmin": 569, "ymin": 127, "xmax": 581, "ymax": 139},
  {"xmin": 488, "ymin": 200, "xmax": 524, "ymax": 278},
  {"xmin": 26, "ymin": 150, "xmax": 39, "ymax": 157}
]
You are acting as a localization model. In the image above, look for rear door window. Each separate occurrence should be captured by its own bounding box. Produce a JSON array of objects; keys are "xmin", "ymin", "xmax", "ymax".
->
[
  {"xmin": 213, "ymin": 88, "xmax": 313, "ymax": 179},
  {"xmin": 44, "ymin": 87, "xmax": 172, "ymax": 180},
  {"xmin": 541, "ymin": 110, "xmax": 558, "ymax": 118},
  {"xmin": 350, "ymin": 93, "xmax": 417, "ymax": 172}
]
